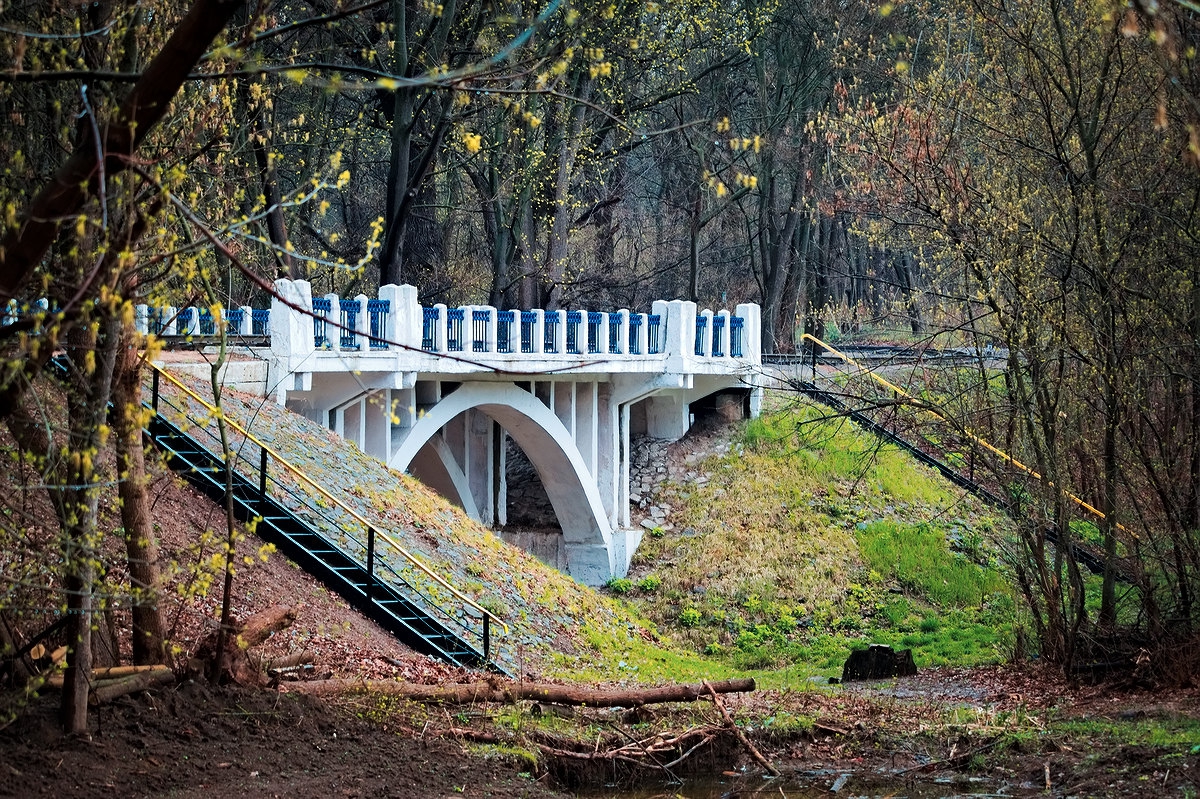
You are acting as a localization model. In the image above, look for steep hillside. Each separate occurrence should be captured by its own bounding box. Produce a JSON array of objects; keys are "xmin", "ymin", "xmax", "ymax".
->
[{"xmin": 154, "ymin": 371, "xmax": 702, "ymax": 680}]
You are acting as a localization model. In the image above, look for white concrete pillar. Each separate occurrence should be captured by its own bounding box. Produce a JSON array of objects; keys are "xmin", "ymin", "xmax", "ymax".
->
[
  {"xmin": 596, "ymin": 383, "xmax": 618, "ymax": 524},
  {"xmin": 576, "ymin": 380, "xmax": 598, "ymax": 479},
  {"xmin": 380, "ymin": 284, "xmax": 419, "ymax": 350},
  {"xmin": 364, "ymin": 389, "xmax": 390, "ymax": 461},
  {"xmin": 135, "ymin": 304, "xmax": 149, "ymax": 335},
  {"xmin": 161, "ymin": 306, "xmax": 178, "ymax": 336},
  {"xmin": 646, "ymin": 392, "xmax": 689, "ymax": 441},
  {"xmin": 270, "ymin": 278, "xmax": 315, "ymax": 373},
  {"xmin": 466, "ymin": 408, "xmax": 494, "ymax": 524},
  {"xmin": 496, "ymin": 426, "xmax": 508, "ymax": 527},
  {"xmin": 433, "ymin": 302, "xmax": 448, "ymax": 353},
  {"xmin": 237, "ymin": 305, "xmax": 253, "ymax": 336},
  {"xmin": 321, "ymin": 293, "xmax": 339, "ymax": 351},
  {"xmin": 663, "ymin": 299, "xmax": 697, "ymax": 368},
  {"xmin": 483, "ymin": 305, "xmax": 498, "ymax": 352},
  {"xmin": 532, "ymin": 309, "xmax": 546, "ymax": 355},
  {"xmin": 553, "ymin": 380, "xmax": 575, "ymax": 438},
  {"xmin": 620, "ymin": 402, "xmax": 631, "ymax": 527},
  {"xmin": 353, "ymin": 293, "xmax": 370, "ymax": 349},
  {"xmin": 180, "ymin": 306, "xmax": 198, "ymax": 336},
  {"xmin": 614, "ymin": 310, "xmax": 629, "ymax": 355},
  {"xmin": 552, "ymin": 310, "xmax": 567, "ymax": 354}
]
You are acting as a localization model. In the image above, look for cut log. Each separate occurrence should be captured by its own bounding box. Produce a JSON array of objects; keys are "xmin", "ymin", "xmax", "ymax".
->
[
  {"xmin": 286, "ymin": 677, "xmax": 756, "ymax": 707},
  {"xmin": 41, "ymin": 664, "xmax": 168, "ymax": 688},
  {"xmin": 264, "ymin": 650, "xmax": 314, "ymax": 673},
  {"xmin": 90, "ymin": 666, "xmax": 174, "ymax": 704}
]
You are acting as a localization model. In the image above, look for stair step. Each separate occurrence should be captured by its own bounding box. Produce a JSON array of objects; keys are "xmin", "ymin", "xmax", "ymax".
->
[{"xmin": 147, "ymin": 410, "xmax": 495, "ymax": 673}]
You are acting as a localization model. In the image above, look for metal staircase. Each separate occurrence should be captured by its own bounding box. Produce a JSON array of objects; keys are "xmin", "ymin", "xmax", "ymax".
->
[{"xmin": 143, "ymin": 367, "xmax": 503, "ymax": 672}]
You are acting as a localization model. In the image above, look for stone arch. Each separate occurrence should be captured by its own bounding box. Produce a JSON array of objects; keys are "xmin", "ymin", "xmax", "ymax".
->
[{"xmin": 390, "ymin": 382, "xmax": 615, "ymax": 584}]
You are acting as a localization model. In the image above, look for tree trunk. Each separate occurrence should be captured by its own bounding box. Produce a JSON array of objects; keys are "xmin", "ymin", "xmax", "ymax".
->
[
  {"xmin": 59, "ymin": 320, "xmax": 119, "ymax": 735},
  {"xmin": 0, "ymin": 0, "xmax": 246, "ymax": 301},
  {"xmin": 112, "ymin": 318, "xmax": 166, "ymax": 664}
]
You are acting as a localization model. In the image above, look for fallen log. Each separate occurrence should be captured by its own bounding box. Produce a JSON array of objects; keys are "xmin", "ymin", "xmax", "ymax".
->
[
  {"xmin": 90, "ymin": 666, "xmax": 174, "ymax": 704},
  {"xmin": 286, "ymin": 677, "xmax": 756, "ymax": 707},
  {"xmin": 41, "ymin": 664, "xmax": 167, "ymax": 688},
  {"xmin": 264, "ymin": 650, "xmax": 314, "ymax": 673}
]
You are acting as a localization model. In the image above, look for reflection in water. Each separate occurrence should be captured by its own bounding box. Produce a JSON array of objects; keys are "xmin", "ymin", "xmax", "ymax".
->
[{"xmin": 577, "ymin": 770, "xmax": 1004, "ymax": 798}]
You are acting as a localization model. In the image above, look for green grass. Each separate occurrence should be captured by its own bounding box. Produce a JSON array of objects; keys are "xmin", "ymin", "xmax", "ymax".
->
[
  {"xmin": 621, "ymin": 395, "xmax": 1018, "ymax": 676},
  {"xmin": 856, "ymin": 520, "xmax": 1006, "ymax": 607}
]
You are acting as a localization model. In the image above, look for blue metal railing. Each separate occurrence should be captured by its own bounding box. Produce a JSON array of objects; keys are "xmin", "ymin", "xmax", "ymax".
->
[
  {"xmin": 472, "ymin": 308, "xmax": 491, "ymax": 352},
  {"xmin": 175, "ymin": 307, "xmax": 194, "ymax": 335},
  {"xmin": 712, "ymin": 315, "xmax": 725, "ymax": 357},
  {"xmin": 312, "ymin": 297, "xmax": 332, "ymax": 348},
  {"xmin": 694, "ymin": 315, "xmax": 708, "ymax": 356},
  {"xmin": 226, "ymin": 308, "xmax": 244, "ymax": 336},
  {"xmin": 520, "ymin": 311, "xmax": 536, "ymax": 353},
  {"xmin": 628, "ymin": 315, "xmax": 643, "ymax": 354},
  {"xmin": 544, "ymin": 312, "xmax": 559, "ymax": 353},
  {"xmin": 730, "ymin": 316, "xmax": 744, "ymax": 357},
  {"xmin": 587, "ymin": 312, "xmax": 603, "ymax": 354},
  {"xmin": 447, "ymin": 308, "xmax": 465, "ymax": 352},
  {"xmin": 368, "ymin": 299, "xmax": 390, "ymax": 350},
  {"xmin": 608, "ymin": 315, "xmax": 622, "ymax": 354},
  {"xmin": 340, "ymin": 298, "xmax": 361, "ymax": 349},
  {"xmin": 497, "ymin": 310, "xmax": 514, "ymax": 353},
  {"xmin": 566, "ymin": 311, "xmax": 582, "ymax": 354},
  {"xmin": 648, "ymin": 314, "xmax": 662, "ymax": 354},
  {"xmin": 150, "ymin": 308, "xmax": 167, "ymax": 335},
  {"xmin": 422, "ymin": 306, "xmax": 439, "ymax": 351},
  {"xmin": 199, "ymin": 309, "xmax": 215, "ymax": 337},
  {"xmin": 252, "ymin": 309, "xmax": 270, "ymax": 336}
]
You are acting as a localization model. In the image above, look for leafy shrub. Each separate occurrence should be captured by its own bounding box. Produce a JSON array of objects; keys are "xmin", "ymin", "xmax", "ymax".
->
[
  {"xmin": 637, "ymin": 574, "xmax": 662, "ymax": 592},
  {"xmin": 678, "ymin": 607, "xmax": 702, "ymax": 627},
  {"xmin": 606, "ymin": 577, "xmax": 634, "ymax": 594}
]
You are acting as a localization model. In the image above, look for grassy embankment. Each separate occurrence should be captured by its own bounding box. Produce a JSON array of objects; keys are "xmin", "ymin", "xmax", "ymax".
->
[{"xmin": 602, "ymin": 394, "xmax": 1018, "ymax": 687}]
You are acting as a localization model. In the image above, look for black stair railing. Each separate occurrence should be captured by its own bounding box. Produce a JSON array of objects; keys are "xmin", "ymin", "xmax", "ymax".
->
[
  {"xmin": 794, "ymin": 333, "xmax": 1132, "ymax": 583},
  {"xmin": 145, "ymin": 364, "xmax": 507, "ymax": 671}
]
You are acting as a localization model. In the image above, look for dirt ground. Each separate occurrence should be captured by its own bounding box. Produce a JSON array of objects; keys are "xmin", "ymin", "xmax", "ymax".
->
[
  {"xmin": 3, "ymin": 665, "xmax": 1198, "ymax": 798},
  {"xmin": 0, "ymin": 683, "xmax": 565, "ymax": 799}
]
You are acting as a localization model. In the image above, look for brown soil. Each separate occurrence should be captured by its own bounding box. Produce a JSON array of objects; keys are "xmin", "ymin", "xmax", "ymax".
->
[{"xmin": 0, "ymin": 684, "xmax": 562, "ymax": 799}]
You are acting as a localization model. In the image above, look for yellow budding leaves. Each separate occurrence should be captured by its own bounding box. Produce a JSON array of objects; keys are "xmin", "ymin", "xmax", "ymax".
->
[
  {"xmin": 729, "ymin": 135, "xmax": 763, "ymax": 152},
  {"xmin": 462, "ymin": 131, "xmax": 483, "ymax": 152}
]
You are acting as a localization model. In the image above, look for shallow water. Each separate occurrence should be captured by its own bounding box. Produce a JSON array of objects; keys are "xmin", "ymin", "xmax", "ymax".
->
[{"xmin": 577, "ymin": 770, "xmax": 1006, "ymax": 798}]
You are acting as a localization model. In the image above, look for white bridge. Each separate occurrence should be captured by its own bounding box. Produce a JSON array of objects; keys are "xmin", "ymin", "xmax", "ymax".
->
[{"xmin": 142, "ymin": 280, "xmax": 762, "ymax": 585}]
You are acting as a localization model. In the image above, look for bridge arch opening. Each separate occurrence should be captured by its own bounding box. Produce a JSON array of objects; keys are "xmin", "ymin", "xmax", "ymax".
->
[{"xmin": 390, "ymin": 382, "xmax": 618, "ymax": 585}]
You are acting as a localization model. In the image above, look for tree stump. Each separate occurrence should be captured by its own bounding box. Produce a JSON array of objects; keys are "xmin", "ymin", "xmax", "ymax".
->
[{"xmin": 841, "ymin": 644, "xmax": 917, "ymax": 681}]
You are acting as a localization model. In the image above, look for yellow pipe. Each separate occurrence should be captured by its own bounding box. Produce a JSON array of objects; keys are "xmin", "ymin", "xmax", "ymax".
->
[
  {"xmin": 798, "ymin": 333, "xmax": 1124, "ymax": 532},
  {"xmin": 148, "ymin": 362, "xmax": 509, "ymax": 635}
]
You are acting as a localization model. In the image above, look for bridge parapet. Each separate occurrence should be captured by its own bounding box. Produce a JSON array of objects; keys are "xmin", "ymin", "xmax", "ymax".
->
[
  {"xmin": 128, "ymin": 280, "xmax": 761, "ymax": 375},
  {"xmin": 265, "ymin": 279, "xmax": 760, "ymax": 376}
]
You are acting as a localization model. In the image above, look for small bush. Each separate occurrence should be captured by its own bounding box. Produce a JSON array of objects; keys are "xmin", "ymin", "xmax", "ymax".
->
[
  {"xmin": 637, "ymin": 574, "xmax": 662, "ymax": 592},
  {"xmin": 678, "ymin": 607, "xmax": 702, "ymax": 627},
  {"xmin": 606, "ymin": 577, "xmax": 634, "ymax": 594}
]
